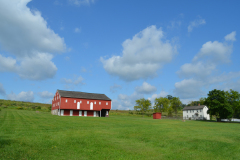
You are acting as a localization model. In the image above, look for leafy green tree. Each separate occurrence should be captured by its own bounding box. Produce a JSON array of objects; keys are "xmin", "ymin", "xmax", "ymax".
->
[
  {"xmin": 166, "ymin": 95, "xmax": 173, "ymax": 100},
  {"xmin": 134, "ymin": 98, "xmax": 152, "ymax": 117},
  {"xmin": 206, "ymin": 89, "xmax": 233, "ymax": 120},
  {"xmin": 226, "ymin": 89, "xmax": 240, "ymax": 118},
  {"xmin": 170, "ymin": 97, "xmax": 182, "ymax": 116},
  {"xmin": 199, "ymin": 97, "xmax": 206, "ymax": 105},
  {"xmin": 153, "ymin": 97, "xmax": 170, "ymax": 113}
]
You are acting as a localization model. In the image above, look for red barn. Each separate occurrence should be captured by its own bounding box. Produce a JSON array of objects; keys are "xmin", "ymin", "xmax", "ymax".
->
[{"xmin": 51, "ymin": 90, "xmax": 111, "ymax": 117}]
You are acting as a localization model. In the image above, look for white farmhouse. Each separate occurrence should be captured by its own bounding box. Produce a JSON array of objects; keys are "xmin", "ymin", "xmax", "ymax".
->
[{"xmin": 183, "ymin": 105, "xmax": 210, "ymax": 120}]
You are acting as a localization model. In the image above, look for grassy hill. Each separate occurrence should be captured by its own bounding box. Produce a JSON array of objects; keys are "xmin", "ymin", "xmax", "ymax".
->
[
  {"xmin": 0, "ymin": 108, "xmax": 239, "ymax": 159},
  {"xmin": 0, "ymin": 99, "xmax": 51, "ymax": 112}
]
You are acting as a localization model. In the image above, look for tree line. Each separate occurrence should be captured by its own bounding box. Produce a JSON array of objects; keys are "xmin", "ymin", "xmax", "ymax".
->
[
  {"xmin": 134, "ymin": 89, "xmax": 240, "ymax": 120},
  {"xmin": 134, "ymin": 95, "xmax": 182, "ymax": 117}
]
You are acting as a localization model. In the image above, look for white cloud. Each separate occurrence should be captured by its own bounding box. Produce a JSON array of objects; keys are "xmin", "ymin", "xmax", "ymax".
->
[
  {"xmin": 188, "ymin": 18, "xmax": 206, "ymax": 32},
  {"xmin": 38, "ymin": 91, "xmax": 54, "ymax": 99},
  {"xmin": 61, "ymin": 78, "xmax": 73, "ymax": 84},
  {"xmin": 193, "ymin": 41, "xmax": 232, "ymax": 63},
  {"xmin": 101, "ymin": 25, "xmax": 177, "ymax": 81},
  {"xmin": 135, "ymin": 82, "xmax": 157, "ymax": 94},
  {"xmin": 0, "ymin": 55, "xmax": 17, "ymax": 72},
  {"xmin": 74, "ymin": 27, "xmax": 81, "ymax": 33},
  {"xmin": 174, "ymin": 79, "xmax": 205, "ymax": 99},
  {"xmin": 224, "ymin": 31, "xmax": 236, "ymax": 41},
  {"xmin": 175, "ymin": 32, "xmax": 240, "ymax": 100},
  {"xmin": 7, "ymin": 91, "xmax": 34, "ymax": 102},
  {"xmin": 69, "ymin": 0, "xmax": 95, "ymax": 6},
  {"xmin": 148, "ymin": 91, "xmax": 168, "ymax": 103},
  {"xmin": 73, "ymin": 76, "xmax": 84, "ymax": 85},
  {"xmin": 0, "ymin": 0, "xmax": 66, "ymax": 80},
  {"xmin": 17, "ymin": 53, "xmax": 57, "ymax": 80},
  {"xmin": 0, "ymin": 83, "xmax": 6, "ymax": 95},
  {"xmin": 112, "ymin": 91, "xmax": 144, "ymax": 110},
  {"xmin": 61, "ymin": 76, "xmax": 85, "ymax": 89},
  {"xmin": 177, "ymin": 62, "xmax": 216, "ymax": 79},
  {"xmin": 110, "ymin": 84, "xmax": 122, "ymax": 93}
]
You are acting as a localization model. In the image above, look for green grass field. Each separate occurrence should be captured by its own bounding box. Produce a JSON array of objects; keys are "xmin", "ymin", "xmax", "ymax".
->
[{"xmin": 0, "ymin": 109, "xmax": 240, "ymax": 160}]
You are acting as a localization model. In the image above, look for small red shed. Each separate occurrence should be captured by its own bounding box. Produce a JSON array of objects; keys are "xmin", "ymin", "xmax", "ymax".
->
[
  {"xmin": 153, "ymin": 112, "xmax": 161, "ymax": 119},
  {"xmin": 51, "ymin": 90, "xmax": 111, "ymax": 117}
]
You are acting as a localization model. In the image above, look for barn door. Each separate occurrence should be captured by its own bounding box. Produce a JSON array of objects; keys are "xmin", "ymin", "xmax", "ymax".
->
[
  {"xmin": 77, "ymin": 102, "xmax": 80, "ymax": 109},
  {"xmin": 70, "ymin": 110, "xmax": 73, "ymax": 116},
  {"xmin": 90, "ymin": 102, "xmax": 93, "ymax": 110},
  {"xmin": 94, "ymin": 111, "xmax": 96, "ymax": 117},
  {"xmin": 79, "ymin": 110, "xmax": 82, "ymax": 116},
  {"xmin": 61, "ymin": 110, "xmax": 64, "ymax": 116},
  {"xmin": 84, "ymin": 111, "xmax": 87, "ymax": 117}
]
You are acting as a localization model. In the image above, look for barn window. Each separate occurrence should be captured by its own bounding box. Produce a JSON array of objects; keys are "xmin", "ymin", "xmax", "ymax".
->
[
  {"xmin": 74, "ymin": 100, "xmax": 76, "ymax": 103},
  {"xmin": 94, "ymin": 101, "xmax": 96, "ymax": 104},
  {"xmin": 70, "ymin": 110, "xmax": 73, "ymax": 116},
  {"xmin": 99, "ymin": 102, "xmax": 101, "ymax": 105},
  {"xmin": 80, "ymin": 100, "xmax": 82, "ymax": 103},
  {"xmin": 106, "ymin": 102, "xmax": 108, "ymax": 105},
  {"xmin": 65, "ymin": 99, "xmax": 68, "ymax": 103},
  {"xmin": 58, "ymin": 102, "xmax": 60, "ymax": 106},
  {"xmin": 84, "ymin": 111, "xmax": 87, "ymax": 116},
  {"xmin": 106, "ymin": 111, "xmax": 108, "ymax": 115},
  {"xmin": 87, "ymin": 101, "xmax": 89, "ymax": 104},
  {"xmin": 79, "ymin": 111, "xmax": 82, "ymax": 116}
]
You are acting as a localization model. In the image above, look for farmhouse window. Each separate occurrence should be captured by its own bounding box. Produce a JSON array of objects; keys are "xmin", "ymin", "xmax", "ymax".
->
[
  {"xmin": 74, "ymin": 100, "xmax": 76, "ymax": 103},
  {"xmin": 87, "ymin": 101, "xmax": 89, "ymax": 104},
  {"xmin": 187, "ymin": 115, "xmax": 188, "ymax": 118},
  {"xmin": 106, "ymin": 102, "xmax": 108, "ymax": 105},
  {"xmin": 187, "ymin": 110, "xmax": 188, "ymax": 113},
  {"xmin": 99, "ymin": 102, "xmax": 101, "ymax": 105},
  {"xmin": 200, "ymin": 109, "xmax": 202, "ymax": 112}
]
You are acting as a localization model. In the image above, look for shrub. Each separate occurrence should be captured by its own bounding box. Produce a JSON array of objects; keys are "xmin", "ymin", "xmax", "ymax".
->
[
  {"xmin": 189, "ymin": 118, "xmax": 191, "ymax": 120},
  {"xmin": 37, "ymin": 106, "xmax": 41, "ymax": 110},
  {"xmin": 17, "ymin": 107, "xmax": 23, "ymax": 110}
]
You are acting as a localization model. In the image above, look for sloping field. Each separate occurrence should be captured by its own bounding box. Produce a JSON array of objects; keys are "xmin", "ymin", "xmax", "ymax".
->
[{"xmin": 0, "ymin": 109, "xmax": 239, "ymax": 160}]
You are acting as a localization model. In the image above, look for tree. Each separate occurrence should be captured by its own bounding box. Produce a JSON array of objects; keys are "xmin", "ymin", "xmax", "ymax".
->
[
  {"xmin": 226, "ymin": 89, "xmax": 240, "ymax": 118},
  {"xmin": 199, "ymin": 97, "xmax": 206, "ymax": 105},
  {"xmin": 166, "ymin": 95, "xmax": 173, "ymax": 100},
  {"xmin": 205, "ymin": 89, "xmax": 233, "ymax": 120},
  {"xmin": 134, "ymin": 98, "xmax": 151, "ymax": 117},
  {"xmin": 170, "ymin": 97, "xmax": 182, "ymax": 116},
  {"xmin": 153, "ymin": 97, "xmax": 170, "ymax": 113}
]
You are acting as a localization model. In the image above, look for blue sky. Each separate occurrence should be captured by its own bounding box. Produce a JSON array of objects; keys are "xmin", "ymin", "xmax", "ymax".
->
[{"xmin": 0, "ymin": 0, "xmax": 240, "ymax": 110}]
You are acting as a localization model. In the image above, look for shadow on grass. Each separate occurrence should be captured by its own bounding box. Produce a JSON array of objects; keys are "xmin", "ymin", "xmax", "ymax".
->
[
  {"xmin": 196, "ymin": 120, "xmax": 240, "ymax": 123},
  {"xmin": 0, "ymin": 136, "xmax": 14, "ymax": 148}
]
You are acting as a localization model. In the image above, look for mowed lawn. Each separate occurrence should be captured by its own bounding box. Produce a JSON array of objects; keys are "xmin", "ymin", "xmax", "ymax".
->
[{"xmin": 0, "ymin": 109, "xmax": 240, "ymax": 160}]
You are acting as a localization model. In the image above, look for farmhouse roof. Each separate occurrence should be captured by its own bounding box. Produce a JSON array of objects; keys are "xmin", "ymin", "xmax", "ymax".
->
[
  {"xmin": 182, "ymin": 105, "xmax": 206, "ymax": 110},
  {"xmin": 57, "ymin": 90, "xmax": 111, "ymax": 101}
]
